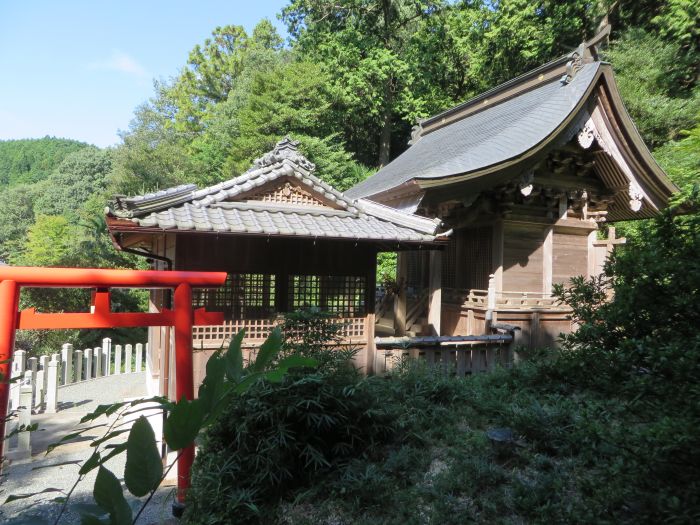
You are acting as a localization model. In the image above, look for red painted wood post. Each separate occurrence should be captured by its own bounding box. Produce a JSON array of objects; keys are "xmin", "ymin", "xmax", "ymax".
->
[
  {"xmin": 0, "ymin": 279, "xmax": 20, "ymax": 468},
  {"xmin": 174, "ymin": 282, "xmax": 195, "ymax": 503}
]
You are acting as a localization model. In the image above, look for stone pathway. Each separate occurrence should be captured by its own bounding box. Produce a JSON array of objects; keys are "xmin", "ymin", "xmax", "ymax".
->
[{"xmin": 1, "ymin": 373, "xmax": 179, "ymax": 524}]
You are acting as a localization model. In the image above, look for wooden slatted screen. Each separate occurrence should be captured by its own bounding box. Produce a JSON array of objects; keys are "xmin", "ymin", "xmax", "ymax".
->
[{"xmin": 463, "ymin": 226, "xmax": 493, "ymax": 290}]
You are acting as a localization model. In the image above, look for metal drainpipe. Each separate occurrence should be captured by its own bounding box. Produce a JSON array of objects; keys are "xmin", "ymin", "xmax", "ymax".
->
[{"xmin": 119, "ymin": 244, "xmax": 173, "ymax": 461}]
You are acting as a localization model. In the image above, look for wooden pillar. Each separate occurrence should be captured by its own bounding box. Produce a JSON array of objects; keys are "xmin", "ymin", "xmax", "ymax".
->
[
  {"xmin": 427, "ymin": 250, "xmax": 442, "ymax": 336},
  {"xmin": 492, "ymin": 221, "xmax": 504, "ymax": 294},
  {"xmin": 543, "ymin": 226, "xmax": 553, "ymax": 295},
  {"xmin": 394, "ymin": 252, "xmax": 408, "ymax": 336},
  {"xmin": 365, "ymin": 251, "xmax": 377, "ymax": 374},
  {"xmin": 587, "ymin": 229, "xmax": 597, "ymax": 278},
  {"xmin": 275, "ymin": 271, "xmax": 290, "ymax": 313}
]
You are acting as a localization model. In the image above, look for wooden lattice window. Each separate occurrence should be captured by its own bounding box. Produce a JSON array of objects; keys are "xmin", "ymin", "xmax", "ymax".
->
[
  {"xmin": 288, "ymin": 275, "xmax": 366, "ymax": 317},
  {"xmin": 406, "ymin": 251, "xmax": 427, "ymax": 290},
  {"xmin": 193, "ymin": 274, "xmax": 276, "ymax": 319}
]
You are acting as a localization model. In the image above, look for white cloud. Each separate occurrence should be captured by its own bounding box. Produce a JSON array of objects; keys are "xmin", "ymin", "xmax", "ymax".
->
[{"xmin": 89, "ymin": 50, "xmax": 148, "ymax": 78}]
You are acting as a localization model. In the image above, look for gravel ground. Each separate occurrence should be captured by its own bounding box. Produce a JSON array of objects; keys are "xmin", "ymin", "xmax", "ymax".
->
[{"xmin": 1, "ymin": 374, "xmax": 180, "ymax": 524}]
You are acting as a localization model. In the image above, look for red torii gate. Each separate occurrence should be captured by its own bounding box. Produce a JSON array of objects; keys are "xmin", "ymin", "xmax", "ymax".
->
[{"xmin": 0, "ymin": 266, "xmax": 227, "ymax": 504}]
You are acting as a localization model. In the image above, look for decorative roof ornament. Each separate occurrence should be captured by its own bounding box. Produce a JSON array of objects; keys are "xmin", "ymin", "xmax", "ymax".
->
[
  {"xmin": 253, "ymin": 136, "xmax": 315, "ymax": 172},
  {"xmin": 577, "ymin": 119, "xmax": 599, "ymax": 149},
  {"xmin": 629, "ymin": 181, "xmax": 644, "ymax": 212}
]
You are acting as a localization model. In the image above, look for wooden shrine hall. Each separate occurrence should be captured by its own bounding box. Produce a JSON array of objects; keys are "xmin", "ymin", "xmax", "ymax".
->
[
  {"xmin": 345, "ymin": 29, "xmax": 678, "ymax": 348},
  {"xmin": 106, "ymin": 137, "xmax": 445, "ymax": 391},
  {"xmin": 106, "ymin": 29, "xmax": 678, "ymax": 391}
]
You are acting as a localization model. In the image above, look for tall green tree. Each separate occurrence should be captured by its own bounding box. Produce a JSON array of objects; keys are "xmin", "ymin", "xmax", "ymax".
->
[
  {"xmin": 604, "ymin": 30, "xmax": 700, "ymax": 147},
  {"xmin": 283, "ymin": 0, "xmax": 447, "ymax": 167}
]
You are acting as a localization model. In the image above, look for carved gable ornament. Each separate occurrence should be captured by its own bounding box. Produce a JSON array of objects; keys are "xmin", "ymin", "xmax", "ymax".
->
[
  {"xmin": 577, "ymin": 107, "xmax": 650, "ymax": 214},
  {"xmin": 247, "ymin": 179, "xmax": 331, "ymax": 208}
]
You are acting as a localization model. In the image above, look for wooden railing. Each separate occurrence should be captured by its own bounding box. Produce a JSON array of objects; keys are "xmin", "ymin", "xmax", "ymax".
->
[
  {"xmin": 375, "ymin": 342, "xmax": 513, "ymax": 377},
  {"xmin": 443, "ymin": 288, "xmax": 565, "ymax": 310},
  {"xmin": 192, "ymin": 317, "xmax": 369, "ymax": 349}
]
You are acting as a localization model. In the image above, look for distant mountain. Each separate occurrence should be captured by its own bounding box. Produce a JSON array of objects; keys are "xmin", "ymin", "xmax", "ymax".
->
[{"xmin": 0, "ymin": 137, "xmax": 92, "ymax": 188}]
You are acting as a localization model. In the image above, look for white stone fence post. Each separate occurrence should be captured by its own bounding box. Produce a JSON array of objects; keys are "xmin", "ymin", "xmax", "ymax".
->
[{"xmin": 5, "ymin": 338, "xmax": 147, "ymax": 418}]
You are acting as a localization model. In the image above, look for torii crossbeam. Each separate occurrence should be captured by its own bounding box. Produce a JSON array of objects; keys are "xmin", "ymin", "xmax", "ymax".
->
[{"xmin": 0, "ymin": 266, "xmax": 227, "ymax": 504}]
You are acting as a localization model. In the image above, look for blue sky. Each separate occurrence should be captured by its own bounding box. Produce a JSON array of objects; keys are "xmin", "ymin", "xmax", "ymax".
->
[{"xmin": 0, "ymin": 0, "xmax": 288, "ymax": 147}]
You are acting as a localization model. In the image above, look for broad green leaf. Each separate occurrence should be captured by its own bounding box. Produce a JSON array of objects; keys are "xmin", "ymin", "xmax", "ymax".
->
[
  {"xmin": 93, "ymin": 466, "xmax": 132, "ymax": 525},
  {"xmin": 124, "ymin": 416, "xmax": 163, "ymax": 497},
  {"xmin": 4, "ymin": 488, "xmax": 64, "ymax": 503},
  {"xmin": 233, "ymin": 373, "xmax": 262, "ymax": 395},
  {"xmin": 224, "ymin": 330, "xmax": 246, "ymax": 382},
  {"xmin": 80, "ymin": 451, "xmax": 101, "ymax": 475},
  {"xmin": 71, "ymin": 502, "xmax": 107, "ymax": 518},
  {"xmin": 46, "ymin": 424, "xmax": 106, "ymax": 454},
  {"xmin": 278, "ymin": 355, "xmax": 319, "ymax": 370},
  {"xmin": 252, "ymin": 327, "xmax": 283, "ymax": 372},
  {"xmin": 198, "ymin": 351, "xmax": 227, "ymax": 413},
  {"xmin": 164, "ymin": 397, "xmax": 204, "ymax": 450},
  {"xmin": 99, "ymin": 443, "xmax": 128, "ymax": 466},
  {"xmin": 80, "ymin": 402, "xmax": 127, "ymax": 424},
  {"xmin": 90, "ymin": 428, "xmax": 130, "ymax": 448},
  {"xmin": 264, "ymin": 369, "xmax": 286, "ymax": 383}
]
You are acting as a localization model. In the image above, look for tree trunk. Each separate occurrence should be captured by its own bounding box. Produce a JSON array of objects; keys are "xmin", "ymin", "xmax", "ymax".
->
[
  {"xmin": 378, "ymin": 86, "xmax": 392, "ymax": 167},
  {"xmin": 378, "ymin": 0, "xmax": 393, "ymax": 168}
]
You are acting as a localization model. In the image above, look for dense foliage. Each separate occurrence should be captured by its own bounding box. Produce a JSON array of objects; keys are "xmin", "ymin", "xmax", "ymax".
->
[
  {"xmin": 0, "ymin": 137, "xmax": 88, "ymax": 188},
  {"xmin": 185, "ymin": 203, "xmax": 700, "ymax": 524}
]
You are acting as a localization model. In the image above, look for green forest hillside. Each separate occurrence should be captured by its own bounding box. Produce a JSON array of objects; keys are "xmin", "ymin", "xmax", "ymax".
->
[{"xmin": 0, "ymin": 137, "xmax": 89, "ymax": 187}]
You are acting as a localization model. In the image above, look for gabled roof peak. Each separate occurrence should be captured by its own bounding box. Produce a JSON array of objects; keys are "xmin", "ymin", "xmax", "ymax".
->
[{"xmin": 253, "ymin": 136, "xmax": 315, "ymax": 172}]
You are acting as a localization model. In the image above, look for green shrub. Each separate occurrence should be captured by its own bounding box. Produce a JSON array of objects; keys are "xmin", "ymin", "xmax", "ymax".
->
[{"xmin": 185, "ymin": 372, "xmax": 398, "ymax": 524}]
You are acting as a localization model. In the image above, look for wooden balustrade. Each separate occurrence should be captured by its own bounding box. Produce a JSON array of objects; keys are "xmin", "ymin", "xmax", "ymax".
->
[
  {"xmin": 374, "ymin": 342, "xmax": 512, "ymax": 377},
  {"xmin": 442, "ymin": 288, "xmax": 565, "ymax": 310}
]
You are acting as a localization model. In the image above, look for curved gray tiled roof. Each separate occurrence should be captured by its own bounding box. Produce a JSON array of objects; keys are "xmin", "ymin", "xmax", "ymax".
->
[
  {"xmin": 345, "ymin": 62, "xmax": 600, "ymax": 200},
  {"xmin": 109, "ymin": 137, "xmax": 441, "ymax": 243}
]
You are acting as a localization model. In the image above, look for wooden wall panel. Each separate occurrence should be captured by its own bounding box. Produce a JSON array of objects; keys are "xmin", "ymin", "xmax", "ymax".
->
[
  {"xmin": 502, "ymin": 223, "xmax": 545, "ymax": 292},
  {"xmin": 552, "ymin": 232, "xmax": 589, "ymax": 286},
  {"xmin": 175, "ymin": 235, "xmax": 376, "ymax": 277}
]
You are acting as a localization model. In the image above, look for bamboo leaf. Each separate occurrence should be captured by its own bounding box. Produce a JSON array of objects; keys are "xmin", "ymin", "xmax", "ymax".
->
[{"xmin": 124, "ymin": 416, "xmax": 163, "ymax": 497}]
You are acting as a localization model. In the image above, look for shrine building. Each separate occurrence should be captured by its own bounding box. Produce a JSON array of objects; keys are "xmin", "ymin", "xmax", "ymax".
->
[{"xmin": 106, "ymin": 31, "xmax": 677, "ymax": 392}]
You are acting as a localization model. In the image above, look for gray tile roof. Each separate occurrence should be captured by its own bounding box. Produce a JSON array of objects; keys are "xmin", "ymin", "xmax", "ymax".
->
[
  {"xmin": 136, "ymin": 201, "xmax": 437, "ymax": 242},
  {"xmin": 108, "ymin": 138, "xmax": 442, "ymax": 244},
  {"xmin": 346, "ymin": 62, "xmax": 601, "ymax": 199}
]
